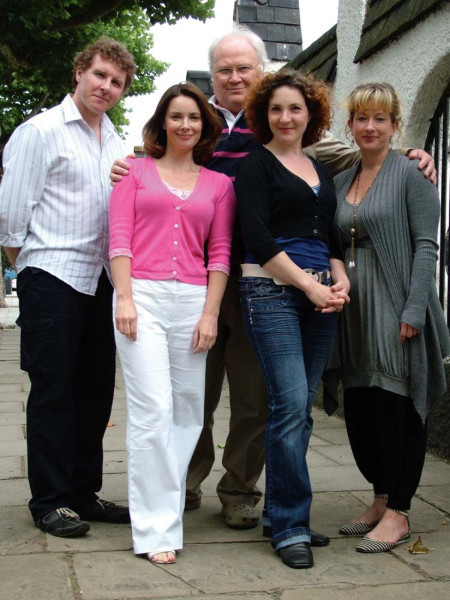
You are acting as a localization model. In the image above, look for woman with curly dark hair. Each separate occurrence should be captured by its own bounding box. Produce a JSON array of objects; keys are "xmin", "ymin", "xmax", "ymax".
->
[
  {"xmin": 109, "ymin": 82, "xmax": 235, "ymax": 565},
  {"xmin": 235, "ymin": 70, "xmax": 350, "ymax": 569}
]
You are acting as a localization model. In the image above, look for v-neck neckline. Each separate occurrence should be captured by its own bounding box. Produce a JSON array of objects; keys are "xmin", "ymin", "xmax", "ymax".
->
[
  {"xmin": 262, "ymin": 146, "xmax": 322, "ymax": 198},
  {"xmin": 150, "ymin": 157, "xmax": 203, "ymax": 206}
]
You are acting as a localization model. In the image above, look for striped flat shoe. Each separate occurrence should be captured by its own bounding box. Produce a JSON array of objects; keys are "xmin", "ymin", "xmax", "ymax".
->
[
  {"xmin": 356, "ymin": 530, "xmax": 411, "ymax": 553},
  {"xmin": 339, "ymin": 522, "xmax": 376, "ymax": 536}
]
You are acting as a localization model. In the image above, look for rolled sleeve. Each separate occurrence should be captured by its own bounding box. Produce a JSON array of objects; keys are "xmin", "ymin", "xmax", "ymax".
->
[{"xmin": 0, "ymin": 124, "xmax": 47, "ymax": 247}]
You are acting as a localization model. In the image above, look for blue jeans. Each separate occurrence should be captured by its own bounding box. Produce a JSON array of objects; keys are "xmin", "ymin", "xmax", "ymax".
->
[{"xmin": 240, "ymin": 278, "xmax": 337, "ymax": 550}]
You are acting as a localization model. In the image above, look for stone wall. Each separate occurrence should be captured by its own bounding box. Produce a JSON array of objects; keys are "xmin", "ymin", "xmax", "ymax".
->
[{"xmin": 331, "ymin": 0, "xmax": 450, "ymax": 149}]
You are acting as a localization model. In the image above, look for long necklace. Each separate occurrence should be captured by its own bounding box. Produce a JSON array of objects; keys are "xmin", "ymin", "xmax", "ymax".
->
[{"xmin": 348, "ymin": 169, "xmax": 378, "ymax": 268}]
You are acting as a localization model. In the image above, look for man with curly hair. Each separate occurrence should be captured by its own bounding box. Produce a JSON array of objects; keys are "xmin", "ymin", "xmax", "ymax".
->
[{"xmin": 0, "ymin": 37, "xmax": 135, "ymax": 538}]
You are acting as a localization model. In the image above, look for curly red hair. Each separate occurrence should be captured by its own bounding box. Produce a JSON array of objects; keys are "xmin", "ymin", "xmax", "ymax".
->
[{"xmin": 245, "ymin": 69, "xmax": 331, "ymax": 148}]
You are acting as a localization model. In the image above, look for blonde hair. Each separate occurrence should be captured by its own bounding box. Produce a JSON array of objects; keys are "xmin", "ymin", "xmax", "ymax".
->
[{"xmin": 347, "ymin": 82, "xmax": 402, "ymax": 132}]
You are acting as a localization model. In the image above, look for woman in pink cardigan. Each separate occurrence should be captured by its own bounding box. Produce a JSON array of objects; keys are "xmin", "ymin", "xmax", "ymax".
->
[{"xmin": 109, "ymin": 82, "xmax": 235, "ymax": 565}]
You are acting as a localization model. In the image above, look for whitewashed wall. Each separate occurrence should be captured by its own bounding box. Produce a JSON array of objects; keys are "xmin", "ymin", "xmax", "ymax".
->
[{"xmin": 331, "ymin": 0, "xmax": 450, "ymax": 148}]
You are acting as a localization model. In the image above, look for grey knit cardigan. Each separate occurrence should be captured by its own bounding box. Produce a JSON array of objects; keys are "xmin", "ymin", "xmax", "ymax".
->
[{"xmin": 328, "ymin": 150, "xmax": 450, "ymax": 422}]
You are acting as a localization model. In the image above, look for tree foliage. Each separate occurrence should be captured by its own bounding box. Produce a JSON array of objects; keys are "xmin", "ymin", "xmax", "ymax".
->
[{"xmin": 0, "ymin": 0, "xmax": 215, "ymax": 153}]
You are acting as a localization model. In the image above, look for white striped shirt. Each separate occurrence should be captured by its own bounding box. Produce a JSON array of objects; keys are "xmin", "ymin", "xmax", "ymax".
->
[{"xmin": 0, "ymin": 94, "xmax": 124, "ymax": 295}]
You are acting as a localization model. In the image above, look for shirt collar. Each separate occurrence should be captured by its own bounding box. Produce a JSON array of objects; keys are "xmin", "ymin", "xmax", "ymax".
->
[
  {"xmin": 61, "ymin": 94, "xmax": 117, "ymax": 135},
  {"xmin": 209, "ymin": 96, "xmax": 245, "ymax": 132}
]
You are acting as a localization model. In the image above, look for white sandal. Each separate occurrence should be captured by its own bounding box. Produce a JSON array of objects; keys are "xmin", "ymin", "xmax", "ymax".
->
[{"xmin": 147, "ymin": 550, "xmax": 176, "ymax": 564}]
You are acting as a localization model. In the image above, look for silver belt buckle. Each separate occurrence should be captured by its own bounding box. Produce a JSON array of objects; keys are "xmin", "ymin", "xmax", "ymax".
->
[{"xmin": 304, "ymin": 268, "xmax": 329, "ymax": 284}]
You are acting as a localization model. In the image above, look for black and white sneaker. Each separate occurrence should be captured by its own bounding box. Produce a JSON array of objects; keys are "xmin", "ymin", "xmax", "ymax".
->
[
  {"xmin": 74, "ymin": 499, "xmax": 130, "ymax": 524},
  {"xmin": 36, "ymin": 507, "xmax": 90, "ymax": 538}
]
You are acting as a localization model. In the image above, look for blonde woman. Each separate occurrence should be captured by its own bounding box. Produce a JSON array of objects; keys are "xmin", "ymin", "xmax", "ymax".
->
[{"xmin": 333, "ymin": 83, "xmax": 449, "ymax": 552}]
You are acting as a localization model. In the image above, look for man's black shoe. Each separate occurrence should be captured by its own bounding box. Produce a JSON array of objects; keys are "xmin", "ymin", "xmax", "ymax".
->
[
  {"xmin": 310, "ymin": 529, "xmax": 330, "ymax": 547},
  {"xmin": 263, "ymin": 526, "xmax": 330, "ymax": 547},
  {"xmin": 278, "ymin": 542, "xmax": 314, "ymax": 569},
  {"xmin": 36, "ymin": 507, "xmax": 90, "ymax": 538},
  {"xmin": 75, "ymin": 499, "xmax": 130, "ymax": 524}
]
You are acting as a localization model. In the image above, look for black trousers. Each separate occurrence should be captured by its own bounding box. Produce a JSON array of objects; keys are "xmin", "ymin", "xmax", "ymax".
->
[
  {"xmin": 17, "ymin": 267, "xmax": 116, "ymax": 520},
  {"xmin": 344, "ymin": 387, "xmax": 426, "ymax": 511}
]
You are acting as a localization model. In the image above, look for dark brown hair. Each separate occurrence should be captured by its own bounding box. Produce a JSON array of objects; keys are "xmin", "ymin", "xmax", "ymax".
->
[
  {"xmin": 245, "ymin": 69, "xmax": 331, "ymax": 148},
  {"xmin": 142, "ymin": 82, "xmax": 222, "ymax": 165},
  {"xmin": 73, "ymin": 36, "xmax": 136, "ymax": 93}
]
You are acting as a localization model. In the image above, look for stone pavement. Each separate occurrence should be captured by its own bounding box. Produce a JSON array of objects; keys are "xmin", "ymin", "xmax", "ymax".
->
[{"xmin": 1, "ymin": 293, "xmax": 449, "ymax": 600}]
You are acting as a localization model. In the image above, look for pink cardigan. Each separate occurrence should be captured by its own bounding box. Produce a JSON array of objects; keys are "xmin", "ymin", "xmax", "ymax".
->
[{"xmin": 109, "ymin": 157, "xmax": 235, "ymax": 285}]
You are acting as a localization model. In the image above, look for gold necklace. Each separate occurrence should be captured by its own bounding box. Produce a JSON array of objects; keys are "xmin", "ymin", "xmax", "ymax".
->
[{"xmin": 348, "ymin": 169, "xmax": 378, "ymax": 268}]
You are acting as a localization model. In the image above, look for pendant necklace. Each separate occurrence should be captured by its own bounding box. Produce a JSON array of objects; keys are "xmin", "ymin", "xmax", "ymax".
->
[{"xmin": 348, "ymin": 168, "xmax": 378, "ymax": 268}]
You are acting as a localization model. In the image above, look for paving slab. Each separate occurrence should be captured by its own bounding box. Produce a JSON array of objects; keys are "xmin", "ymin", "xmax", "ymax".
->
[
  {"xmin": 1, "ymin": 311, "xmax": 450, "ymax": 599},
  {"xmin": 0, "ymin": 456, "xmax": 23, "ymax": 479},
  {"xmin": 0, "ymin": 424, "xmax": 24, "ymax": 440},
  {"xmin": 415, "ymin": 459, "xmax": 450, "ymax": 486},
  {"xmin": 103, "ymin": 451, "xmax": 128, "ymax": 474},
  {"xmin": 393, "ymin": 526, "xmax": 450, "ymax": 579},
  {"xmin": 96, "ymin": 473, "xmax": 129, "ymax": 505},
  {"xmin": 281, "ymin": 581, "xmax": 450, "ymax": 600},
  {"xmin": 150, "ymin": 539, "xmax": 424, "ymax": 595},
  {"xmin": 183, "ymin": 497, "xmax": 265, "ymax": 544},
  {"xmin": 0, "ymin": 438, "xmax": 27, "ymax": 457},
  {"xmin": 0, "ymin": 412, "xmax": 26, "ymax": 425},
  {"xmin": 416, "ymin": 484, "xmax": 450, "ymax": 514},
  {"xmin": 313, "ymin": 427, "xmax": 350, "ymax": 445},
  {"xmin": 103, "ymin": 435, "xmax": 130, "ymax": 452},
  {"xmin": 45, "ymin": 522, "xmax": 132, "ymax": 554},
  {"xmin": 0, "ymin": 401, "xmax": 25, "ymax": 413},
  {"xmin": 309, "ymin": 491, "xmax": 369, "ymax": 537},
  {"xmin": 310, "ymin": 464, "xmax": 371, "ymax": 492},
  {"xmin": 0, "ymin": 383, "xmax": 24, "ymax": 393},
  {"xmin": 74, "ymin": 551, "xmax": 195, "ymax": 600},
  {"xmin": 0, "ymin": 506, "xmax": 44, "ymax": 555},
  {"xmin": 169, "ymin": 596, "xmax": 272, "ymax": 600},
  {"xmin": 0, "ymin": 373, "xmax": 28, "ymax": 384},
  {"xmin": 103, "ymin": 425, "xmax": 127, "ymax": 439},
  {"xmin": 0, "ymin": 478, "xmax": 30, "ymax": 506},
  {"xmin": 305, "ymin": 447, "xmax": 338, "ymax": 467},
  {"xmin": 0, "ymin": 391, "xmax": 27, "ymax": 403},
  {"xmin": 0, "ymin": 554, "xmax": 74, "ymax": 600},
  {"xmin": 313, "ymin": 443, "xmax": 360, "ymax": 466}
]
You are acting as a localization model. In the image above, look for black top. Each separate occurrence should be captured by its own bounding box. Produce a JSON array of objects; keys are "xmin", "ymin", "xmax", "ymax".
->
[{"xmin": 235, "ymin": 146, "xmax": 340, "ymax": 266}]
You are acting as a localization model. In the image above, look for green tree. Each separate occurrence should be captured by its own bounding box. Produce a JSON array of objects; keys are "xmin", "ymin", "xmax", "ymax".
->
[
  {"xmin": 0, "ymin": 0, "xmax": 215, "ymax": 154},
  {"xmin": 0, "ymin": 0, "xmax": 215, "ymax": 304}
]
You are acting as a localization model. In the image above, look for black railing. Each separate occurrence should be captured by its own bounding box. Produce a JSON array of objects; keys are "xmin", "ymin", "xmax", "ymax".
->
[{"xmin": 425, "ymin": 84, "xmax": 450, "ymax": 324}]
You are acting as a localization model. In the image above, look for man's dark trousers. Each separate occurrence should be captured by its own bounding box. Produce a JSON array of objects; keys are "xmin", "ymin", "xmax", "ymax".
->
[{"xmin": 17, "ymin": 267, "xmax": 116, "ymax": 521}]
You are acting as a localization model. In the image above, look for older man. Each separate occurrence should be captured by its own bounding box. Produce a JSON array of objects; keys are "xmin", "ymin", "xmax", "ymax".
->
[
  {"xmin": 0, "ymin": 37, "xmax": 135, "ymax": 538},
  {"xmin": 112, "ymin": 27, "xmax": 435, "ymax": 542}
]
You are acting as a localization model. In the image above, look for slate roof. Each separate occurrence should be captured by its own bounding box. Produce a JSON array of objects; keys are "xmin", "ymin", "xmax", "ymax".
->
[
  {"xmin": 355, "ymin": 0, "xmax": 448, "ymax": 62},
  {"xmin": 185, "ymin": 71, "xmax": 214, "ymax": 96},
  {"xmin": 286, "ymin": 25, "xmax": 337, "ymax": 82},
  {"xmin": 234, "ymin": 0, "xmax": 303, "ymax": 61},
  {"xmin": 286, "ymin": 0, "xmax": 447, "ymax": 78}
]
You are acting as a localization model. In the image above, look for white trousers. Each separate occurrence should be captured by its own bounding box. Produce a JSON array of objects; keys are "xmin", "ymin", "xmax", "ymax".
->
[{"xmin": 114, "ymin": 279, "xmax": 207, "ymax": 555}]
